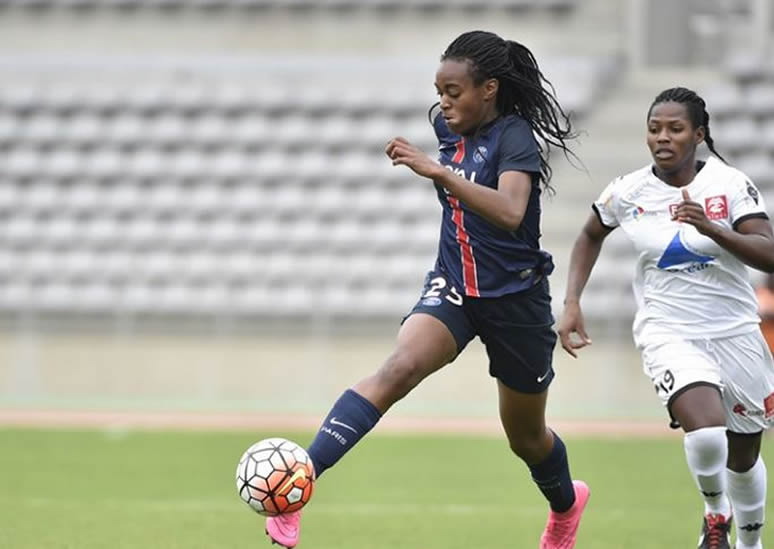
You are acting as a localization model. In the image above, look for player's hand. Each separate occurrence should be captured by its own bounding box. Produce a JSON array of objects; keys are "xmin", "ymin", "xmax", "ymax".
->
[
  {"xmin": 671, "ymin": 189, "xmax": 714, "ymax": 235},
  {"xmin": 557, "ymin": 301, "xmax": 592, "ymax": 358},
  {"xmin": 385, "ymin": 137, "xmax": 442, "ymax": 179}
]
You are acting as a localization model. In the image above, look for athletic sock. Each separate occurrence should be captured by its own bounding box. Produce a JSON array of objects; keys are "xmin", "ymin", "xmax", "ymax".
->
[
  {"xmin": 728, "ymin": 457, "xmax": 766, "ymax": 549},
  {"xmin": 528, "ymin": 431, "xmax": 576, "ymax": 513},
  {"xmin": 306, "ymin": 389, "xmax": 382, "ymax": 478},
  {"xmin": 684, "ymin": 426, "xmax": 731, "ymax": 517}
]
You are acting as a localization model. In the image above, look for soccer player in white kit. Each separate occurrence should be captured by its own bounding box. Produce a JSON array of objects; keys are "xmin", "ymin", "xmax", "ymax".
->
[{"xmin": 558, "ymin": 87, "xmax": 774, "ymax": 549}]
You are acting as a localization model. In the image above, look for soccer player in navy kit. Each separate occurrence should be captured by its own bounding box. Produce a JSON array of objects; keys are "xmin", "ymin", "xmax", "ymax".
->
[{"xmin": 266, "ymin": 30, "xmax": 590, "ymax": 549}]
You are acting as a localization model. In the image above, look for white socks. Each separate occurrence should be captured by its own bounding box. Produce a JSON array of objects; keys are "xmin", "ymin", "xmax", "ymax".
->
[
  {"xmin": 727, "ymin": 457, "xmax": 766, "ymax": 549},
  {"xmin": 684, "ymin": 426, "xmax": 731, "ymax": 517}
]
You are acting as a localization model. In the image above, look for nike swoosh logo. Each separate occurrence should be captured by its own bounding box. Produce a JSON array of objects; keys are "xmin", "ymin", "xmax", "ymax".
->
[
  {"xmin": 537, "ymin": 372, "xmax": 549, "ymax": 383},
  {"xmin": 278, "ymin": 468, "xmax": 307, "ymax": 495},
  {"xmin": 330, "ymin": 417, "xmax": 358, "ymax": 434}
]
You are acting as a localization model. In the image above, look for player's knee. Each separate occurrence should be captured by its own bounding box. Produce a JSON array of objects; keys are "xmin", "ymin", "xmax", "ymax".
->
[
  {"xmin": 506, "ymin": 429, "xmax": 547, "ymax": 463},
  {"xmin": 727, "ymin": 449, "xmax": 758, "ymax": 473},
  {"xmin": 684, "ymin": 426, "xmax": 728, "ymax": 473},
  {"xmin": 377, "ymin": 351, "xmax": 427, "ymax": 396},
  {"xmin": 726, "ymin": 431, "xmax": 763, "ymax": 473}
]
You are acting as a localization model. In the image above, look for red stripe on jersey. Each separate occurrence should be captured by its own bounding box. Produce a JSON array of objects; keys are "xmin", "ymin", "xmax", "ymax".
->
[
  {"xmin": 447, "ymin": 196, "xmax": 479, "ymax": 297},
  {"xmin": 452, "ymin": 138, "xmax": 465, "ymax": 164}
]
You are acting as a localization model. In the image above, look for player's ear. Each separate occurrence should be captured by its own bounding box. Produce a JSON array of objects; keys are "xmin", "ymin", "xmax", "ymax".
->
[
  {"xmin": 483, "ymin": 78, "xmax": 498, "ymax": 102},
  {"xmin": 694, "ymin": 125, "xmax": 706, "ymax": 145}
]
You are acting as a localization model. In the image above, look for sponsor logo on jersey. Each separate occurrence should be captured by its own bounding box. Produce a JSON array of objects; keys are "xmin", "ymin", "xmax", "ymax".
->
[
  {"xmin": 629, "ymin": 205, "xmax": 662, "ymax": 221},
  {"xmin": 656, "ymin": 232, "xmax": 715, "ymax": 271},
  {"xmin": 443, "ymin": 164, "xmax": 477, "ymax": 183},
  {"xmin": 705, "ymin": 195, "xmax": 728, "ymax": 220},
  {"xmin": 764, "ymin": 391, "xmax": 774, "ymax": 419},
  {"xmin": 746, "ymin": 180, "xmax": 759, "ymax": 204},
  {"xmin": 421, "ymin": 297, "xmax": 442, "ymax": 306},
  {"xmin": 732, "ymin": 402, "xmax": 765, "ymax": 418}
]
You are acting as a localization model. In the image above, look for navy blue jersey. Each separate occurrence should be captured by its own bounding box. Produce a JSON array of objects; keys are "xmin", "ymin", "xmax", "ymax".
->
[{"xmin": 431, "ymin": 112, "xmax": 554, "ymax": 297}]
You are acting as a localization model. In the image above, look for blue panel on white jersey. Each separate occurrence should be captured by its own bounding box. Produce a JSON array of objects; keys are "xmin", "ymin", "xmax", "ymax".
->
[{"xmin": 656, "ymin": 232, "xmax": 715, "ymax": 269}]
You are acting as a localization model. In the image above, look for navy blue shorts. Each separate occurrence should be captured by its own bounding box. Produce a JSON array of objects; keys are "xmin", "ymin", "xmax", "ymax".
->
[{"xmin": 404, "ymin": 269, "xmax": 557, "ymax": 393}]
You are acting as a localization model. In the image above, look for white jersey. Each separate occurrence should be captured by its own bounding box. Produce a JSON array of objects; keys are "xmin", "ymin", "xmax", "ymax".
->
[{"xmin": 593, "ymin": 156, "xmax": 769, "ymax": 346}]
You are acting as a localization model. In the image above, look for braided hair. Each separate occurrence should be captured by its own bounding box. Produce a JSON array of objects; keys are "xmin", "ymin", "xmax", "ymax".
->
[
  {"xmin": 433, "ymin": 30, "xmax": 577, "ymax": 193},
  {"xmin": 648, "ymin": 87, "xmax": 727, "ymax": 164}
]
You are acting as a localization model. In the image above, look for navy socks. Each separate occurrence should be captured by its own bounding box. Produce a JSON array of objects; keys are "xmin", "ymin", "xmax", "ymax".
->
[
  {"xmin": 528, "ymin": 432, "xmax": 576, "ymax": 513},
  {"xmin": 306, "ymin": 389, "xmax": 382, "ymax": 478},
  {"xmin": 307, "ymin": 390, "xmax": 575, "ymax": 515}
]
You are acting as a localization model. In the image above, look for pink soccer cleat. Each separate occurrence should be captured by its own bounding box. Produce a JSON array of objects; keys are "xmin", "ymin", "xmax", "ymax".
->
[
  {"xmin": 265, "ymin": 511, "xmax": 302, "ymax": 548},
  {"xmin": 539, "ymin": 480, "xmax": 590, "ymax": 549}
]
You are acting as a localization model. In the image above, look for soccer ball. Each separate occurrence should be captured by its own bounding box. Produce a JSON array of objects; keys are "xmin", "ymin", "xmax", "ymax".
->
[{"xmin": 235, "ymin": 437, "xmax": 315, "ymax": 516}]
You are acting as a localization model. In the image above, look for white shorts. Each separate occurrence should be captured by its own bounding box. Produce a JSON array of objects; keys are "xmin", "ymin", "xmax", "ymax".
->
[{"xmin": 640, "ymin": 329, "xmax": 774, "ymax": 433}]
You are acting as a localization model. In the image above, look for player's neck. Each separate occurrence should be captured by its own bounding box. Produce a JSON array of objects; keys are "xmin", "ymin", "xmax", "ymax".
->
[
  {"xmin": 462, "ymin": 108, "xmax": 500, "ymax": 138},
  {"xmin": 653, "ymin": 158, "xmax": 698, "ymax": 188}
]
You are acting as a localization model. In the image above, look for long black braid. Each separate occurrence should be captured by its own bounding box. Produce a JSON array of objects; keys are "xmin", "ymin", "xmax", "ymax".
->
[
  {"xmin": 648, "ymin": 87, "xmax": 728, "ymax": 164},
  {"xmin": 432, "ymin": 30, "xmax": 577, "ymax": 193}
]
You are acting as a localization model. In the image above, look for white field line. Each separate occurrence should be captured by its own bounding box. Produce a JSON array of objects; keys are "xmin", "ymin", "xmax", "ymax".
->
[
  {"xmin": 0, "ymin": 409, "xmax": 678, "ymax": 437},
  {"xmin": 6, "ymin": 497, "xmax": 629, "ymax": 519}
]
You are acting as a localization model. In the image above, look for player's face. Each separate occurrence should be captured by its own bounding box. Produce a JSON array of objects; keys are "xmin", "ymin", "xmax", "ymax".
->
[
  {"xmin": 435, "ymin": 59, "xmax": 497, "ymax": 135},
  {"xmin": 646, "ymin": 101, "xmax": 705, "ymax": 175}
]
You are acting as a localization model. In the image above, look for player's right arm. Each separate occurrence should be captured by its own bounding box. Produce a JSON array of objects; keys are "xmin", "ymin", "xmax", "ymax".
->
[{"xmin": 558, "ymin": 213, "xmax": 614, "ymax": 358}]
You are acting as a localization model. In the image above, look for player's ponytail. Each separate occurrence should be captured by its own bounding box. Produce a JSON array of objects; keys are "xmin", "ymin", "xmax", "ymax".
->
[
  {"xmin": 438, "ymin": 30, "xmax": 577, "ymax": 193},
  {"xmin": 649, "ymin": 87, "xmax": 728, "ymax": 164}
]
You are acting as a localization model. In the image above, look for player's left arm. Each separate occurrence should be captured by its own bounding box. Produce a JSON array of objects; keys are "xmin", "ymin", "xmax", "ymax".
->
[
  {"xmin": 385, "ymin": 136, "xmax": 529, "ymax": 231},
  {"xmin": 674, "ymin": 188, "xmax": 774, "ymax": 272}
]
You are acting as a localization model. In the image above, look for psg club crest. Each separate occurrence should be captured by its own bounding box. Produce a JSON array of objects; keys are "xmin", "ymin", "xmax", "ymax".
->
[{"xmin": 473, "ymin": 146, "xmax": 488, "ymax": 164}]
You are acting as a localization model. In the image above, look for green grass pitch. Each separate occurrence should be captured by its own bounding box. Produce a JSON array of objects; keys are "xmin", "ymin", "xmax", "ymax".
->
[{"xmin": 2, "ymin": 428, "xmax": 772, "ymax": 548}]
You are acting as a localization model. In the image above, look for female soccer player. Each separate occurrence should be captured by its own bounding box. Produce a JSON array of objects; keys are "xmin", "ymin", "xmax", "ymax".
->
[
  {"xmin": 265, "ymin": 30, "xmax": 590, "ymax": 548},
  {"xmin": 558, "ymin": 87, "xmax": 774, "ymax": 549}
]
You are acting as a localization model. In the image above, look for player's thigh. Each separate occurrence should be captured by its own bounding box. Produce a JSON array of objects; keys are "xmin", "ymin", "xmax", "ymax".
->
[
  {"xmin": 355, "ymin": 313, "xmax": 461, "ymax": 411},
  {"xmin": 712, "ymin": 330, "xmax": 774, "ymax": 434},
  {"xmin": 355, "ymin": 311, "xmax": 462, "ymax": 412},
  {"xmin": 379, "ymin": 269, "xmax": 476, "ymax": 380},
  {"xmin": 497, "ymin": 379, "xmax": 549, "ymax": 444},
  {"xmin": 475, "ymin": 278, "xmax": 557, "ymax": 394},
  {"xmin": 641, "ymin": 338, "xmax": 725, "ymax": 430},
  {"xmin": 402, "ymin": 269, "xmax": 475, "ymax": 355},
  {"xmin": 392, "ymin": 312, "xmax": 460, "ymax": 374}
]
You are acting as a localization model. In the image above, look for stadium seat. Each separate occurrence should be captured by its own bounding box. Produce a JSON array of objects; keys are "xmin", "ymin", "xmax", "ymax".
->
[
  {"xmin": 21, "ymin": 181, "xmax": 62, "ymax": 215},
  {"xmin": 735, "ymin": 153, "xmax": 774, "ymax": 188},
  {"xmin": 726, "ymin": 51, "xmax": 767, "ymax": 84},
  {"xmin": 0, "ymin": 45, "xmax": 608, "ymax": 320},
  {"xmin": 712, "ymin": 116, "xmax": 759, "ymax": 154},
  {"xmin": 64, "ymin": 181, "xmax": 102, "ymax": 215},
  {"xmin": 703, "ymin": 83, "xmax": 744, "ymax": 120},
  {"xmin": 744, "ymin": 83, "xmax": 774, "ymax": 118}
]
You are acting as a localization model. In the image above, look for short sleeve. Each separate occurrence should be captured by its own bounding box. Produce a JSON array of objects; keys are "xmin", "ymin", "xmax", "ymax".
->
[
  {"xmin": 432, "ymin": 110, "xmax": 457, "ymax": 147},
  {"xmin": 496, "ymin": 118, "xmax": 541, "ymax": 177},
  {"xmin": 592, "ymin": 178, "xmax": 621, "ymax": 229},
  {"xmin": 729, "ymin": 175, "xmax": 769, "ymax": 230}
]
